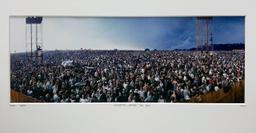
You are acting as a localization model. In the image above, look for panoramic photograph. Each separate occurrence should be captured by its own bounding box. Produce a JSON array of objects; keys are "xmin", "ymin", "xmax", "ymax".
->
[{"xmin": 10, "ymin": 16, "xmax": 245, "ymax": 103}]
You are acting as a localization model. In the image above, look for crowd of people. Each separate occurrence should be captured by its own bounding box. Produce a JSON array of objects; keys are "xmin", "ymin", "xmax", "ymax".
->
[{"xmin": 10, "ymin": 50, "xmax": 245, "ymax": 103}]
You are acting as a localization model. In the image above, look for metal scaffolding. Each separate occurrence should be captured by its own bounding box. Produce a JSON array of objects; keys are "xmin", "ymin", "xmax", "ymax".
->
[
  {"xmin": 25, "ymin": 16, "xmax": 43, "ymax": 62},
  {"xmin": 196, "ymin": 17, "xmax": 213, "ymax": 51}
]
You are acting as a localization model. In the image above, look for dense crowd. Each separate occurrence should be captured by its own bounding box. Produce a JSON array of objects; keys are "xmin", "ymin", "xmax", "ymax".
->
[{"xmin": 10, "ymin": 50, "xmax": 245, "ymax": 102}]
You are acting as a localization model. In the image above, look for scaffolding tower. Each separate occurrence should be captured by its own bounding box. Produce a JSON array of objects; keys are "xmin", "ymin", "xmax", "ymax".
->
[
  {"xmin": 196, "ymin": 17, "xmax": 213, "ymax": 51},
  {"xmin": 25, "ymin": 16, "xmax": 43, "ymax": 62}
]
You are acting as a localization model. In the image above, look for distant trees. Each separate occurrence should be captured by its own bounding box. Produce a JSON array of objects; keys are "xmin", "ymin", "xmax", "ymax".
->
[
  {"xmin": 145, "ymin": 48, "xmax": 150, "ymax": 51},
  {"xmin": 184, "ymin": 43, "xmax": 245, "ymax": 51}
]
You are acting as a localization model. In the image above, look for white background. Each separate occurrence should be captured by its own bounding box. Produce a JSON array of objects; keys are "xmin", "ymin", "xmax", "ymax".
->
[{"xmin": 0, "ymin": 0, "xmax": 255, "ymax": 133}]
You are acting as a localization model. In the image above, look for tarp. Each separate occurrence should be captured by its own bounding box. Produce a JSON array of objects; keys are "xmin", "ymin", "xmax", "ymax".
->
[
  {"xmin": 26, "ymin": 17, "xmax": 43, "ymax": 24},
  {"xmin": 61, "ymin": 60, "xmax": 73, "ymax": 67}
]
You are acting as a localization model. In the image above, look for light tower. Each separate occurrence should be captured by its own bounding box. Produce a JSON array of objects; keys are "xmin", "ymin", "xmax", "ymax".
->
[
  {"xmin": 25, "ymin": 16, "xmax": 43, "ymax": 62},
  {"xmin": 195, "ymin": 17, "xmax": 213, "ymax": 51}
]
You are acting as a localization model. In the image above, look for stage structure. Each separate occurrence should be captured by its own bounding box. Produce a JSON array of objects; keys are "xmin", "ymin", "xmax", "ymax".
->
[
  {"xmin": 196, "ymin": 17, "xmax": 213, "ymax": 51},
  {"xmin": 25, "ymin": 16, "xmax": 43, "ymax": 62}
]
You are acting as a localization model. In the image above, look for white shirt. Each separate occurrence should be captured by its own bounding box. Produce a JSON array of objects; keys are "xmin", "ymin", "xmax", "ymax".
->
[{"xmin": 214, "ymin": 86, "xmax": 219, "ymax": 91}]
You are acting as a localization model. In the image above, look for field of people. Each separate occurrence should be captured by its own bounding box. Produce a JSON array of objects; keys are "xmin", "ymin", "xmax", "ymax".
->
[{"xmin": 10, "ymin": 50, "xmax": 245, "ymax": 103}]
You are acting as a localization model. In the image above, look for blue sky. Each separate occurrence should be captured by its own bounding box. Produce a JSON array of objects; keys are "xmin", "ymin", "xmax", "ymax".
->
[{"xmin": 10, "ymin": 16, "xmax": 245, "ymax": 52}]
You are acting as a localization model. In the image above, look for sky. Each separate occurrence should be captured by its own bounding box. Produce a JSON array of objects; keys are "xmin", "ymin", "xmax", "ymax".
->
[{"xmin": 10, "ymin": 16, "xmax": 245, "ymax": 53}]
